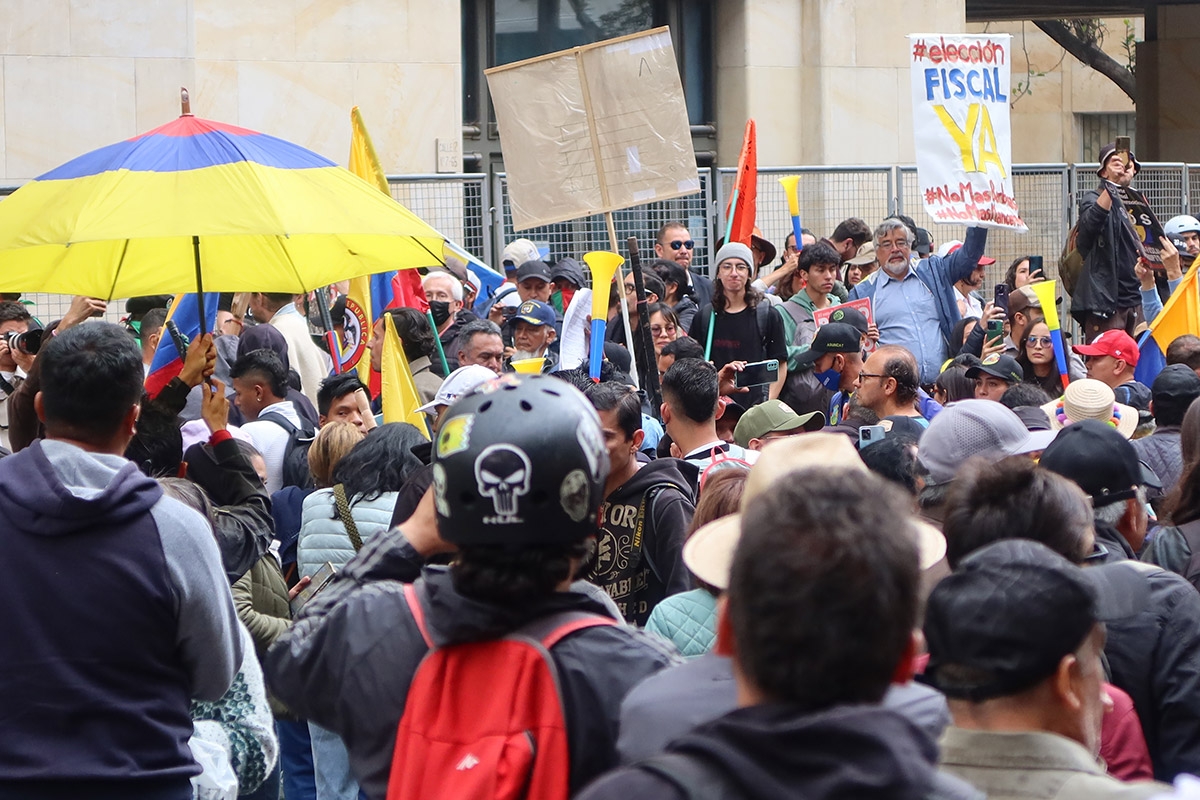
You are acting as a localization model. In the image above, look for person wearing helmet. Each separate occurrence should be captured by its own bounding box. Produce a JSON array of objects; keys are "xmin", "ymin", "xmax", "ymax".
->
[
  {"xmin": 265, "ymin": 373, "xmax": 677, "ymax": 800},
  {"xmin": 1165, "ymin": 215, "xmax": 1200, "ymax": 258}
]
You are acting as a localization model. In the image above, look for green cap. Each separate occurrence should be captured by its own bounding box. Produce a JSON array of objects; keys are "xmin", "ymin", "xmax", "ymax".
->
[{"xmin": 734, "ymin": 400, "xmax": 826, "ymax": 448}]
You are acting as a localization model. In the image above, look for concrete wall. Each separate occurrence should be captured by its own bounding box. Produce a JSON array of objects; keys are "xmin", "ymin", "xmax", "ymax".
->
[
  {"xmin": 1137, "ymin": 5, "xmax": 1200, "ymax": 162},
  {"xmin": 0, "ymin": 0, "xmax": 461, "ymax": 183}
]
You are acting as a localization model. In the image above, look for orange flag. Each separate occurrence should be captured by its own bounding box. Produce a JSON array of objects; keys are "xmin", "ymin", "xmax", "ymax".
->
[{"xmin": 723, "ymin": 119, "xmax": 758, "ymax": 247}]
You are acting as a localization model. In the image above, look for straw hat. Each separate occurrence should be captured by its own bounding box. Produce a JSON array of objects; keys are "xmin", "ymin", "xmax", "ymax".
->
[{"xmin": 1040, "ymin": 378, "xmax": 1138, "ymax": 439}]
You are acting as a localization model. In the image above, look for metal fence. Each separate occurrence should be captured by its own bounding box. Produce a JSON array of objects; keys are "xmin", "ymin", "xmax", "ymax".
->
[{"xmin": 494, "ymin": 171, "xmax": 715, "ymax": 276}]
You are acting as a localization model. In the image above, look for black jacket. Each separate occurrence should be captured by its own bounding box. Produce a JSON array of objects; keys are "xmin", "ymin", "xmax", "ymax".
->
[
  {"xmin": 583, "ymin": 458, "xmax": 695, "ymax": 626},
  {"xmin": 264, "ymin": 532, "xmax": 677, "ymax": 800},
  {"xmin": 1094, "ymin": 521, "xmax": 1200, "ymax": 780},
  {"xmin": 578, "ymin": 704, "xmax": 975, "ymax": 800},
  {"xmin": 1073, "ymin": 187, "xmax": 1142, "ymax": 321}
]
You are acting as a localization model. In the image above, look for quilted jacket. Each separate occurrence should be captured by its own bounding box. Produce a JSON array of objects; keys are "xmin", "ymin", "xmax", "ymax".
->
[
  {"xmin": 297, "ymin": 490, "xmax": 398, "ymax": 578},
  {"xmin": 644, "ymin": 588, "xmax": 718, "ymax": 658}
]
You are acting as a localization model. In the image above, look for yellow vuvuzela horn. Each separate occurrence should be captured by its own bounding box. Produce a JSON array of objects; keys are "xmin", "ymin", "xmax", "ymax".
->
[{"xmin": 583, "ymin": 250, "xmax": 625, "ymax": 380}]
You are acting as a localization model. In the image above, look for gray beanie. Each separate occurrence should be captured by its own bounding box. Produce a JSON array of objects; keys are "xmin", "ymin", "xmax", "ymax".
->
[{"xmin": 713, "ymin": 241, "xmax": 754, "ymax": 270}]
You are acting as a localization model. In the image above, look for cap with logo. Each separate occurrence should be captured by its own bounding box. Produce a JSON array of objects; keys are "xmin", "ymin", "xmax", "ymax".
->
[
  {"xmin": 513, "ymin": 299, "xmax": 556, "ymax": 327},
  {"xmin": 917, "ymin": 400, "xmax": 1056, "ymax": 485},
  {"xmin": 794, "ymin": 322, "xmax": 861, "ymax": 368},
  {"xmin": 1072, "ymin": 329, "xmax": 1140, "ymax": 367},
  {"xmin": 966, "ymin": 353, "xmax": 1024, "ymax": 384},
  {"xmin": 733, "ymin": 399, "xmax": 825, "ymax": 448},
  {"xmin": 825, "ymin": 306, "xmax": 869, "ymax": 337},
  {"xmin": 925, "ymin": 539, "xmax": 1145, "ymax": 701},
  {"xmin": 416, "ymin": 364, "xmax": 499, "ymax": 415},
  {"xmin": 1039, "ymin": 419, "xmax": 1162, "ymax": 507}
]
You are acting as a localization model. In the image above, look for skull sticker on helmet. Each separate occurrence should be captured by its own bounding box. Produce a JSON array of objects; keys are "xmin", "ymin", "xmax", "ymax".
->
[{"xmin": 475, "ymin": 444, "xmax": 532, "ymax": 524}]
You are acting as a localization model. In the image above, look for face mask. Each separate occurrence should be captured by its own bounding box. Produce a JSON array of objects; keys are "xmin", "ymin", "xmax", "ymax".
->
[
  {"xmin": 814, "ymin": 367, "xmax": 841, "ymax": 391},
  {"xmin": 429, "ymin": 300, "xmax": 452, "ymax": 326}
]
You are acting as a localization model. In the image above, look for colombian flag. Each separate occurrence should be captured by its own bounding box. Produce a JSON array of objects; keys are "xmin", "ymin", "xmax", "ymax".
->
[{"xmin": 144, "ymin": 293, "xmax": 218, "ymax": 398}]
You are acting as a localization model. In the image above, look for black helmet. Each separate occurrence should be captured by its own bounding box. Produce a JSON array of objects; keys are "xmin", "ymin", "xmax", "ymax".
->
[{"xmin": 431, "ymin": 373, "xmax": 609, "ymax": 545}]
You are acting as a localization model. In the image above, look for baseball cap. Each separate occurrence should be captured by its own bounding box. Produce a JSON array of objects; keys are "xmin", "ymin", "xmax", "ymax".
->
[
  {"xmin": 794, "ymin": 322, "xmax": 862, "ymax": 368},
  {"xmin": 683, "ymin": 435, "xmax": 947, "ymax": 590},
  {"xmin": 501, "ymin": 238, "xmax": 539, "ymax": 270},
  {"xmin": 824, "ymin": 306, "xmax": 869, "ymax": 337},
  {"xmin": 914, "ymin": 228, "xmax": 933, "ymax": 256},
  {"xmin": 1006, "ymin": 285, "xmax": 1041, "ymax": 317},
  {"xmin": 733, "ymin": 400, "xmax": 825, "ymax": 447},
  {"xmin": 917, "ymin": 400, "xmax": 1056, "ymax": 485},
  {"xmin": 516, "ymin": 260, "xmax": 553, "ymax": 283},
  {"xmin": 1073, "ymin": 329, "xmax": 1140, "ymax": 366},
  {"xmin": 513, "ymin": 299, "xmax": 556, "ymax": 327},
  {"xmin": 935, "ymin": 240, "xmax": 996, "ymax": 266},
  {"xmin": 1039, "ymin": 419, "xmax": 1162, "ymax": 507},
  {"xmin": 1152, "ymin": 363, "xmax": 1200, "ymax": 405},
  {"xmin": 846, "ymin": 242, "xmax": 876, "ymax": 266},
  {"xmin": 1040, "ymin": 378, "xmax": 1138, "ymax": 439},
  {"xmin": 880, "ymin": 415, "xmax": 927, "ymax": 441},
  {"xmin": 416, "ymin": 364, "xmax": 498, "ymax": 415},
  {"xmin": 966, "ymin": 353, "xmax": 1024, "ymax": 384},
  {"xmin": 925, "ymin": 539, "xmax": 1146, "ymax": 701},
  {"xmin": 1096, "ymin": 141, "xmax": 1142, "ymax": 177},
  {"xmin": 1012, "ymin": 405, "xmax": 1052, "ymax": 432}
]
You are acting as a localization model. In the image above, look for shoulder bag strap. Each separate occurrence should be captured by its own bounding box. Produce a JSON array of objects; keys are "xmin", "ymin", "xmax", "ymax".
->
[
  {"xmin": 332, "ymin": 483, "xmax": 365, "ymax": 552},
  {"xmin": 639, "ymin": 752, "xmax": 734, "ymax": 800},
  {"xmin": 402, "ymin": 582, "xmax": 434, "ymax": 648}
]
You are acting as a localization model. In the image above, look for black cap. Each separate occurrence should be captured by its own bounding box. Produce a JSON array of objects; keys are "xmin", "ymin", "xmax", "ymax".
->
[
  {"xmin": 516, "ymin": 260, "xmax": 553, "ymax": 283},
  {"xmin": 1039, "ymin": 419, "xmax": 1161, "ymax": 507},
  {"xmin": 1153, "ymin": 363, "xmax": 1200, "ymax": 402},
  {"xmin": 825, "ymin": 305, "xmax": 869, "ymax": 337},
  {"xmin": 795, "ymin": 322, "xmax": 861, "ymax": 368},
  {"xmin": 1013, "ymin": 405, "xmax": 1051, "ymax": 432},
  {"xmin": 925, "ymin": 540, "xmax": 1146, "ymax": 701},
  {"xmin": 881, "ymin": 415, "xmax": 926, "ymax": 441},
  {"xmin": 966, "ymin": 354, "xmax": 1024, "ymax": 384}
]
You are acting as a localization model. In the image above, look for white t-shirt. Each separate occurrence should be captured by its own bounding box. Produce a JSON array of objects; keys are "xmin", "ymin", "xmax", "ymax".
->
[
  {"xmin": 681, "ymin": 440, "xmax": 760, "ymax": 473},
  {"xmin": 240, "ymin": 400, "xmax": 302, "ymax": 493}
]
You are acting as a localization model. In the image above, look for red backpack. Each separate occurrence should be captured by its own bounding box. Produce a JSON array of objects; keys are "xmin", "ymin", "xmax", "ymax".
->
[{"xmin": 387, "ymin": 583, "xmax": 617, "ymax": 800}]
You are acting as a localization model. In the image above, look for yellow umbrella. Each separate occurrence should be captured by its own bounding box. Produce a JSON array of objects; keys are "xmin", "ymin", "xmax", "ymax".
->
[{"xmin": 0, "ymin": 94, "xmax": 444, "ymax": 300}]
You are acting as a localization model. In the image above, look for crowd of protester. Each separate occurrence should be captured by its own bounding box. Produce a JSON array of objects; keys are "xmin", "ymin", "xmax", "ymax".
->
[{"xmin": 9, "ymin": 140, "xmax": 1200, "ymax": 800}]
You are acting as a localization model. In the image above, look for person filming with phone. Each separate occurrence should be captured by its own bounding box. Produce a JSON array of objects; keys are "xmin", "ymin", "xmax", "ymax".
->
[{"xmin": 1073, "ymin": 141, "xmax": 1147, "ymax": 343}]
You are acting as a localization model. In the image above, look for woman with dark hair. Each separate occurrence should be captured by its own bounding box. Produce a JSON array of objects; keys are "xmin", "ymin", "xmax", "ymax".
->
[
  {"xmin": 646, "ymin": 302, "xmax": 681, "ymax": 356},
  {"xmin": 950, "ymin": 316, "xmax": 980, "ymax": 354},
  {"xmin": 1004, "ymin": 255, "xmax": 1038, "ymax": 291},
  {"xmin": 686, "ymin": 242, "xmax": 788, "ymax": 406},
  {"xmin": 1014, "ymin": 320, "xmax": 1085, "ymax": 399},
  {"xmin": 652, "ymin": 258, "xmax": 698, "ymax": 333},
  {"xmin": 933, "ymin": 364, "xmax": 975, "ymax": 406}
]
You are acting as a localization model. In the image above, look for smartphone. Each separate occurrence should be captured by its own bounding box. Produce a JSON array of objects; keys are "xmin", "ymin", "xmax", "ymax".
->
[
  {"xmin": 1115, "ymin": 135, "xmax": 1131, "ymax": 168},
  {"xmin": 289, "ymin": 561, "xmax": 339, "ymax": 615},
  {"xmin": 986, "ymin": 319, "xmax": 1004, "ymax": 349},
  {"xmin": 859, "ymin": 424, "xmax": 886, "ymax": 450},
  {"xmin": 1028, "ymin": 256, "xmax": 1044, "ymax": 281},
  {"xmin": 993, "ymin": 283, "xmax": 1009, "ymax": 315},
  {"xmin": 734, "ymin": 359, "xmax": 780, "ymax": 388}
]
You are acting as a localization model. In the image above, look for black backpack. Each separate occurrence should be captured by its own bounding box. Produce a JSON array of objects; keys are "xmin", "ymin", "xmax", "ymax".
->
[{"xmin": 258, "ymin": 411, "xmax": 317, "ymax": 490}]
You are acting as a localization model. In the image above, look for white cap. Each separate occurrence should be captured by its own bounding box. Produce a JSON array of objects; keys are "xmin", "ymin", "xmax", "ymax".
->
[
  {"xmin": 936, "ymin": 240, "xmax": 963, "ymax": 258},
  {"xmin": 416, "ymin": 364, "xmax": 499, "ymax": 415},
  {"xmin": 501, "ymin": 238, "xmax": 540, "ymax": 270}
]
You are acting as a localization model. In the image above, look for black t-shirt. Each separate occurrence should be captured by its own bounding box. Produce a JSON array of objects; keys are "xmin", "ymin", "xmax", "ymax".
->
[{"xmin": 689, "ymin": 303, "xmax": 787, "ymax": 406}]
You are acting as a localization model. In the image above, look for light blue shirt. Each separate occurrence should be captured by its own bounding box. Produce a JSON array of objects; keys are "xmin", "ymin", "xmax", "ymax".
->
[{"xmin": 874, "ymin": 268, "xmax": 945, "ymax": 384}]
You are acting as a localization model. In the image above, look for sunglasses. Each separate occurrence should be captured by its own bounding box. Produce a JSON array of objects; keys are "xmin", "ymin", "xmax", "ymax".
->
[
  {"xmin": 1027, "ymin": 336, "xmax": 1053, "ymax": 347},
  {"xmin": 669, "ymin": 240, "xmax": 695, "ymax": 251}
]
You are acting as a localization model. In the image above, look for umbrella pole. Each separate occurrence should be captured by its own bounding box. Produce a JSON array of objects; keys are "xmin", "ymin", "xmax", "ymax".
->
[{"xmin": 192, "ymin": 235, "xmax": 207, "ymax": 336}]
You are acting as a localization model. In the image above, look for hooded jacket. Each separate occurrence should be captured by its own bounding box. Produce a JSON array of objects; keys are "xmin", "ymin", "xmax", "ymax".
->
[
  {"xmin": 584, "ymin": 458, "xmax": 696, "ymax": 626},
  {"xmin": 0, "ymin": 439, "xmax": 241, "ymax": 798},
  {"xmin": 265, "ymin": 533, "xmax": 678, "ymax": 800},
  {"xmin": 1073, "ymin": 188, "xmax": 1143, "ymax": 321},
  {"xmin": 580, "ymin": 703, "xmax": 960, "ymax": 800}
]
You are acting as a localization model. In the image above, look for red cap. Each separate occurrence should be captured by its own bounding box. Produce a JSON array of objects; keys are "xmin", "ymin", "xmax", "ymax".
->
[
  {"xmin": 1072, "ymin": 329, "xmax": 1140, "ymax": 366},
  {"xmin": 942, "ymin": 242, "xmax": 995, "ymax": 266}
]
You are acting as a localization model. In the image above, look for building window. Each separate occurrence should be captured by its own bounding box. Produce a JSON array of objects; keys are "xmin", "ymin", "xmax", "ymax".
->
[
  {"xmin": 493, "ymin": 0, "xmax": 657, "ymax": 67},
  {"xmin": 1078, "ymin": 113, "xmax": 1136, "ymax": 161}
]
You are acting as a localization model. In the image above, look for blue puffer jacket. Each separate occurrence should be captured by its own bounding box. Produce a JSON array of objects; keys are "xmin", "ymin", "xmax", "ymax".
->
[
  {"xmin": 644, "ymin": 588, "xmax": 718, "ymax": 658},
  {"xmin": 297, "ymin": 489, "xmax": 398, "ymax": 578}
]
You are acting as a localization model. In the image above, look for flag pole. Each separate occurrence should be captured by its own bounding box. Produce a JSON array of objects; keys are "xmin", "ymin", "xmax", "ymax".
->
[{"xmin": 427, "ymin": 309, "xmax": 450, "ymax": 375}]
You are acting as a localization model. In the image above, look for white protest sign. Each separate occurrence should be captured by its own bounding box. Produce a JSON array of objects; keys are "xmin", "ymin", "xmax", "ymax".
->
[
  {"xmin": 486, "ymin": 27, "xmax": 700, "ymax": 231},
  {"xmin": 908, "ymin": 34, "xmax": 1027, "ymax": 232}
]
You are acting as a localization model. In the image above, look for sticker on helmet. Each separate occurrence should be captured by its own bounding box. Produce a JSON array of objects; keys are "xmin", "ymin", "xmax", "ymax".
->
[
  {"xmin": 436, "ymin": 414, "xmax": 474, "ymax": 458},
  {"xmin": 559, "ymin": 468, "xmax": 591, "ymax": 523},
  {"xmin": 475, "ymin": 444, "xmax": 531, "ymax": 524},
  {"xmin": 431, "ymin": 463, "xmax": 451, "ymax": 517},
  {"xmin": 576, "ymin": 420, "xmax": 605, "ymax": 482}
]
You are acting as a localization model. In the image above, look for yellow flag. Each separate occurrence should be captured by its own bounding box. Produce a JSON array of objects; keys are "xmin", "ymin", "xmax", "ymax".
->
[
  {"xmin": 1151, "ymin": 263, "xmax": 1200, "ymax": 351},
  {"xmin": 382, "ymin": 313, "xmax": 430, "ymax": 438},
  {"xmin": 346, "ymin": 107, "xmax": 392, "ymax": 385}
]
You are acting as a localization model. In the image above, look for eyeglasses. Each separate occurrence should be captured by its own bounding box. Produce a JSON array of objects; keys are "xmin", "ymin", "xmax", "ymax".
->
[
  {"xmin": 718, "ymin": 262, "xmax": 750, "ymax": 273},
  {"xmin": 669, "ymin": 240, "xmax": 695, "ymax": 251},
  {"xmin": 857, "ymin": 372, "xmax": 888, "ymax": 381},
  {"xmin": 650, "ymin": 325, "xmax": 677, "ymax": 336},
  {"xmin": 876, "ymin": 240, "xmax": 910, "ymax": 251},
  {"xmin": 1027, "ymin": 336, "xmax": 1053, "ymax": 347}
]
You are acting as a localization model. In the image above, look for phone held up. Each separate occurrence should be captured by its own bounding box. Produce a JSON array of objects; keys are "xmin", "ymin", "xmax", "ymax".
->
[
  {"xmin": 859, "ymin": 424, "xmax": 886, "ymax": 450},
  {"xmin": 1027, "ymin": 256, "xmax": 1044, "ymax": 282},
  {"xmin": 734, "ymin": 359, "xmax": 780, "ymax": 389}
]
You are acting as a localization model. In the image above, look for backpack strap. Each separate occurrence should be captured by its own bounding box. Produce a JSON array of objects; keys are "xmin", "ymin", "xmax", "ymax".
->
[
  {"xmin": 258, "ymin": 410, "xmax": 298, "ymax": 435},
  {"xmin": 1176, "ymin": 519, "xmax": 1200, "ymax": 581},
  {"xmin": 402, "ymin": 582, "xmax": 435, "ymax": 648},
  {"xmin": 629, "ymin": 483, "xmax": 680, "ymax": 584},
  {"xmin": 779, "ymin": 299, "xmax": 807, "ymax": 331},
  {"xmin": 754, "ymin": 301, "xmax": 772, "ymax": 353},
  {"xmin": 332, "ymin": 484, "xmax": 364, "ymax": 552},
  {"xmin": 515, "ymin": 610, "xmax": 617, "ymax": 650},
  {"xmin": 638, "ymin": 752, "xmax": 734, "ymax": 800}
]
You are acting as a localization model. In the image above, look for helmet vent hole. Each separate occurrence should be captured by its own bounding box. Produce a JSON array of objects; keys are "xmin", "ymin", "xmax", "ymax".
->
[
  {"xmin": 542, "ymin": 388, "xmax": 561, "ymax": 397},
  {"xmin": 520, "ymin": 400, "xmax": 533, "ymax": 411},
  {"xmin": 503, "ymin": 383, "xmax": 518, "ymax": 391},
  {"xmin": 479, "ymin": 400, "xmax": 493, "ymax": 413}
]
